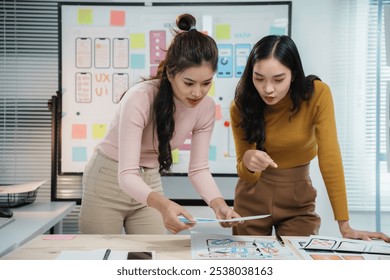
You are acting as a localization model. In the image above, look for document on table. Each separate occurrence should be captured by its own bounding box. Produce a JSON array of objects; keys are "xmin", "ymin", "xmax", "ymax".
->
[
  {"xmin": 178, "ymin": 214, "xmax": 271, "ymax": 224},
  {"xmin": 190, "ymin": 232, "xmax": 300, "ymax": 260},
  {"xmin": 302, "ymin": 235, "xmax": 390, "ymax": 255},
  {"xmin": 0, "ymin": 180, "xmax": 47, "ymax": 194},
  {"xmin": 56, "ymin": 249, "xmax": 155, "ymax": 260},
  {"xmin": 289, "ymin": 235, "xmax": 390, "ymax": 260}
]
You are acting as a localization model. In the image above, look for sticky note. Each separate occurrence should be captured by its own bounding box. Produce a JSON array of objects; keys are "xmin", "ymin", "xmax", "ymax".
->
[
  {"xmin": 78, "ymin": 9, "xmax": 93, "ymax": 25},
  {"xmin": 131, "ymin": 54, "xmax": 145, "ymax": 69},
  {"xmin": 172, "ymin": 149, "xmax": 179, "ymax": 164},
  {"xmin": 72, "ymin": 147, "xmax": 87, "ymax": 162},
  {"xmin": 110, "ymin": 10, "xmax": 125, "ymax": 26},
  {"xmin": 269, "ymin": 26, "xmax": 286, "ymax": 35},
  {"xmin": 216, "ymin": 24, "xmax": 231, "ymax": 40},
  {"xmin": 42, "ymin": 235, "xmax": 77, "ymax": 240},
  {"xmin": 215, "ymin": 104, "xmax": 222, "ymax": 120},
  {"xmin": 207, "ymin": 82, "xmax": 215, "ymax": 97},
  {"xmin": 72, "ymin": 124, "xmax": 87, "ymax": 139},
  {"xmin": 92, "ymin": 124, "xmax": 107, "ymax": 139},
  {"xmin": 130, "ymin": 33, "xmax": 146, "ymax": 49},
  {"xmin": 209, "ymin": 145, "xmax": 217, "ymax": 161}
]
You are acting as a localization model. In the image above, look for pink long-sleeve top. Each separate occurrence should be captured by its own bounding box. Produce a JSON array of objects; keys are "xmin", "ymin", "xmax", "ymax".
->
[{"xmin": 97, "ymin": 80, "xmax": 223, "ymax": 205}]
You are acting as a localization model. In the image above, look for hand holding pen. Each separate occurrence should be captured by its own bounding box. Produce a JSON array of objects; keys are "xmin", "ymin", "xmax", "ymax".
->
[{"xmin": 276, "ymin": 235, "xmax": 285, "ymax": 247}]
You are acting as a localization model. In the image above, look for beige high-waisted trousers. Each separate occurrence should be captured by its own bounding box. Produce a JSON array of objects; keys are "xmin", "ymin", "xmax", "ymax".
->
[
  {"xmin": 79, "ymin": 149, "xmax": 166, "ymax": 234},
  {"xmin": 233, "ymin": 163, "xmax": 321, "ymax": 236}
]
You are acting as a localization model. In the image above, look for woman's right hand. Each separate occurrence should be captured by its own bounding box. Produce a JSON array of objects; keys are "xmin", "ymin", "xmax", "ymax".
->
[
  {"xmin": 147, "ymin": 192, "xmax": 195, "ymax": 234},
  {"xmin": 243, "ymin": 150, "xmax": 277, "ymax": 172}
]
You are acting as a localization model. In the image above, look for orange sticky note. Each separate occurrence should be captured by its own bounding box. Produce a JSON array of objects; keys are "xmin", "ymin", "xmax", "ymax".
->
[
  {"xmin": 215, "ymin": 104, "xmax": 222, "ymax": 120},
  {"xmin": 110, "ymin": 10, "xmax": 125, "ymax": 26},
  {"xmin": 72, "ymin": 124, "xmax": 87, "ymax": 139}
]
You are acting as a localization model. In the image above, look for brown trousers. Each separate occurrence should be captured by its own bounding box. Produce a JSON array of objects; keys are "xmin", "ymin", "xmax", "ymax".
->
[{"xmin": 233, "ymin": 164, "xmax": 321, "ymax": 236}]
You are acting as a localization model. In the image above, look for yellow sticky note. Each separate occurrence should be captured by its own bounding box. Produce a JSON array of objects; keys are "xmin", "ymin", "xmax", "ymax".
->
[
  {"xmin": 172, "ymin": 149, "xmax": 179, "ymax": 164},
  {"xmin": 130, "ymin": 33, "xmax": 146, "ymax": 49},
  {"xmin": 208, "ymin": 82, "xmax": 215, "ymax": 97},
  {"xmin": 216, "ymin": 24, "xmax": 231, "ymax": 40},
  {"xmin": 92, "ymin": 124, "xmax": 107, "ymax": 139},
  {"xmin": 78, "ymin": 9, "xmax": 93, "ymax": 25}
]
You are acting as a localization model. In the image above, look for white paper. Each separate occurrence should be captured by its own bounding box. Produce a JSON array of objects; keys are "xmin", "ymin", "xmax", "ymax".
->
[
  {"xmin": 56, "ymin": 249, "xmax": 155, "ymax": 260},
  {"xmin": 0, "ymin": 180, "xmax": 47, "ymax": 194},
  {"xmin": 179, "ymin": 214, "xmax": 271, "ymax": 224}
]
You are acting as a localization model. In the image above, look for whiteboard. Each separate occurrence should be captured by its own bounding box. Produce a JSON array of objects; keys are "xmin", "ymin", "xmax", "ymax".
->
[{"xmin": 58, "ymin": 2, "xmax": 291, "ymax": 175}]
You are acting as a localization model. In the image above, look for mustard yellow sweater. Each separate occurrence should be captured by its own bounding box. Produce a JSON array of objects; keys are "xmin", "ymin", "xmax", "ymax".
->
[{"xmin": 230, "ymin": 80, "xmax": 349, "ymax": 221}]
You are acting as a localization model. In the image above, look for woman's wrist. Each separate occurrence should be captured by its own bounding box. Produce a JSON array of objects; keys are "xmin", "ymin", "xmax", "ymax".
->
[
  {"xmin": 147, "ymin": 191, "xmax": 169, "ymax": 212},
  {"xmin": 209, "ymin": 197, "xmax": 227, "ymax": 211},
  {"xmin": 337, "ymin": 220, "xmax": 351, "ymax": 235}
]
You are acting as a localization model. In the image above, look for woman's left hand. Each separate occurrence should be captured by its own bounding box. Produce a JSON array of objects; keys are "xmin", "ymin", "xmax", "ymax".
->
[
  {"xmin": 209, "ymin": 197, "xmax": 241, "ymax": 228},
  {"xmin": 338, "ymin": 220, "xmax": 390, "ymax": 242}
]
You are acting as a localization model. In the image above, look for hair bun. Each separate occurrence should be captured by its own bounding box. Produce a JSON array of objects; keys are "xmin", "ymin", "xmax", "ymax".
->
[{"xmin": 176, "ymin": 13, "xmax": 196, "ymax": 31}]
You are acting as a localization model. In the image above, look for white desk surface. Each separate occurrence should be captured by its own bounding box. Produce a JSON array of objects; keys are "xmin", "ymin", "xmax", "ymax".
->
[{"xmin": 0, "ymin": 201, "xmax": 75, "ymax": 257}]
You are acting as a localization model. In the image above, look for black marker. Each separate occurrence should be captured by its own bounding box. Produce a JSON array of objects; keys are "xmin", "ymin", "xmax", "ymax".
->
[
  {"xmin": 276, "ymin": 235, "xmax": 285, "ymax": 247},
  {"xmin": 103, "ymin": 249, "xmax": 111, "ymax": 260}
]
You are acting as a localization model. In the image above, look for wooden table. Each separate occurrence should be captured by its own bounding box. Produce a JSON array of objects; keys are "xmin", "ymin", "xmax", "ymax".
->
[{"xmin": 1, "ymin": 234, "xmax": 192, "ymax": 260}]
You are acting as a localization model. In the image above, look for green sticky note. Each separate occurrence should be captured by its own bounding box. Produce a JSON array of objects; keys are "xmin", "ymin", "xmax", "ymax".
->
[
  {"xmin": 215, "ymin": 24, "xmax": 231, "ymax": 40},
  {"xmin": 72, "ymin": 147, "xmax": 87, "ymax": 162},
  {"xmin": 269, "ymin": 26, "xmax": 286, "ymax": 35},
  {"xmin": 209, "ymin": 145, "xmax": 217, "ymax": 161},
  {"xmin": 78, "ymin": 9, "xmax": 93, "ymax": 25},
  {"xmin": 131, "ymin": 54, "xmax": 145, "ymax": 69},
  {"xmin": 130, "ymin": 33, "xmax": 146, "ymax": 49}
]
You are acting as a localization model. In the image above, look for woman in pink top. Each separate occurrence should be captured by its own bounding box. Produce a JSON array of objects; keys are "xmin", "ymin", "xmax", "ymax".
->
[{"xmin": 79, "ymin": 14, "xmax": 240, "ymax": 234}]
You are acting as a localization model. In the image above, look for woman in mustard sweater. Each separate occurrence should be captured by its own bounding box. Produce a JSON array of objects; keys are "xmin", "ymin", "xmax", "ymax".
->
[{"xmin": 230, "ymin": 35, "xmax": 389, "ymax": 241}]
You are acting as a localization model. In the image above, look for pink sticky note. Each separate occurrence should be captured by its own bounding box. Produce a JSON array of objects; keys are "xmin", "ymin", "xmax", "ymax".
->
[
  {"xmin": 72, "ymin": 124, "xmax": 87, "ymax": 139},
  {"xmin": 110, "ymin": 10, "xmax": 125, "ymax": 26},
  {"xmin": 42, "ymin": 235, "xmax": 77, "ymax": 240},
  {"xmin": 215, "ymin": 104, "xmax": 222, "ymax": 120}
]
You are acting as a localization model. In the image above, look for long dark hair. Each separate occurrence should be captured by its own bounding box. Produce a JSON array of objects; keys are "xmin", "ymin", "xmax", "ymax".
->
[
  {"xmin": 152, "ymin": 14, "xmax": 218, "ymax": 174},
  {"xmin": 234, "ymin": 35, "xmax": 319, "ymax": 150}
]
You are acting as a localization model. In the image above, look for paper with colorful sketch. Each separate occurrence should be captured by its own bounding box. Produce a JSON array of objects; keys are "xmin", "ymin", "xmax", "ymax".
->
[
  {"xmin": 289, "ymin": 236, "xmax": 390, "ymax": 260},
  {"xmin": 178, "ymin": 214, "xmax": 271, "ymax": 224},
  {"xmin": 190, "ymin": 232, "xmax": 300, "ymax": 259},
  {"xmin": 302, "ymin": 235, "xmax": 390, "ymax": 255}
]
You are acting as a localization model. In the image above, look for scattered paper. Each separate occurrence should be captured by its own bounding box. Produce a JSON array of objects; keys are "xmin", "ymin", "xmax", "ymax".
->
[
  {"xmin": 289, "ymin": 236, "xmax": 390, "ymax": 260},
  {"xmin": 190, "ymin": 232, "xmax": 300, "ymax": 260},
  {"xmin": 179, "ymin": 214, "xmax": 271, "ymax": 224}
]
